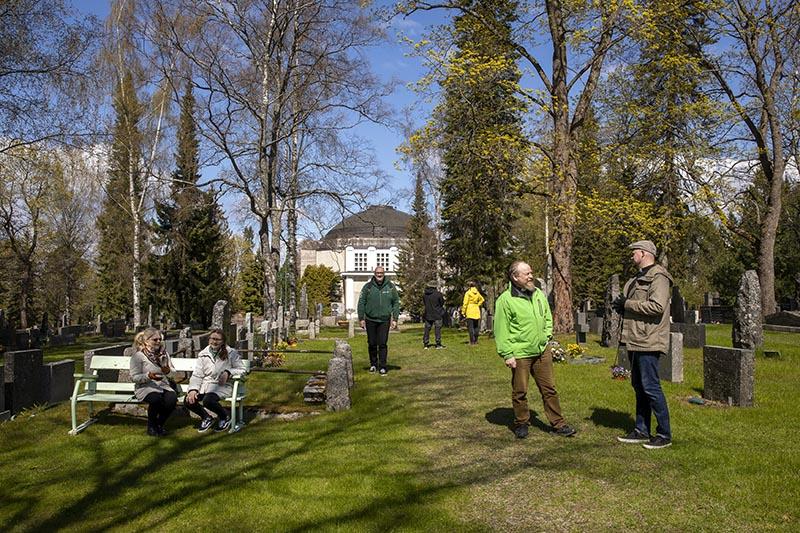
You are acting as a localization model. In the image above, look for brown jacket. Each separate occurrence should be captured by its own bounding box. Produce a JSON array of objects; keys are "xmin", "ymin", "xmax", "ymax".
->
[{"xmin": 620, "ymin": 263, "xmax": 673, "ymax": 354}]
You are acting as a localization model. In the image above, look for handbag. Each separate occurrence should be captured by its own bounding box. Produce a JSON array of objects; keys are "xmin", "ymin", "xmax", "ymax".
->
[{"xmin": 168, "ymin": 378, "xmax": 182, "ymax": 395}]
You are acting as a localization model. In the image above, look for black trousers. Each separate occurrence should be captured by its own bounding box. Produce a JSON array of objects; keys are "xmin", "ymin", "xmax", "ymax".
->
[
  {"xmin": 365, "ymin": 319, "xmax": 390, "ymax": 369},
  {"xmin": 183, "ymin": 392, "xmax": 227, "ymax": 420},
  {"xmin": 143, "ymin": 390, "xmax": 178, "ymax": 428}
]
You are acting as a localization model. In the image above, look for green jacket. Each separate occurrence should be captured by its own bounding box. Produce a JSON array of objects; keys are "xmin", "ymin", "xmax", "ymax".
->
[
  {"xmin": 493, "ymin": 282, "xmax": 553, "ymax": 360},
  {"xmin": 357, "ymin": 277, "xmax": 400, "ymax": 323},
  {"xmin": 620, "ymin": 263, "xmax": 673, "ymax": 354}
]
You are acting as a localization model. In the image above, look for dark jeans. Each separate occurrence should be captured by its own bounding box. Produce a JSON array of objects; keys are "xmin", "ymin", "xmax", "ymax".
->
[
  {"xmin": 423, "ymin": 318, "xmax": 443, "ymax": 347},
  {"xmin": 630, "ymin": 351, "xmax": 671, "ymax": 439},
  {"xmin": 184, "ymin": 392, "xmax": 227, "ymax": 420},
  {"xmin": 365, "ymin": 319, "xmax": 390, "ymax": 369},
  {"xmin": 466, "ymin": 318, "xmax": 480, "ymax": 343},
  {"xmin": 143, "ymin": 390, "xmax": 178, "ymax": 428}
]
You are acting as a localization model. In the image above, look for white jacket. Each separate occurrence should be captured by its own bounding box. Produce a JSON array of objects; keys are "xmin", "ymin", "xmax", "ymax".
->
[{"xmin": 187, "ymin": 345, "xmax": 246, "ymax": 398}]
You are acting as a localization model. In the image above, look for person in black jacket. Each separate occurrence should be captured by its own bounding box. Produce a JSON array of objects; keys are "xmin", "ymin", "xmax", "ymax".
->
[{"xmin": 422, "ymin": 281, "xmax": 446, "ymax": 350}]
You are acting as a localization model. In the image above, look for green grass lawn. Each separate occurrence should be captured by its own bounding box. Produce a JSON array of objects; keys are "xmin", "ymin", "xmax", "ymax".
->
[{"xmin": 0, "ymin": 324, "xmax": 797, "ymax": 532}]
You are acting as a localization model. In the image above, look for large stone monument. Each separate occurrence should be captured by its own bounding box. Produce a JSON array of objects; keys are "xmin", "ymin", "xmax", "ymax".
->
[
  {"xmin": 601, "ymin": 275, "xmax": 622, "ymax": 348},
  {"xmin": 732, "ymin": 270, "xmax": 763, "ymax": 350}
]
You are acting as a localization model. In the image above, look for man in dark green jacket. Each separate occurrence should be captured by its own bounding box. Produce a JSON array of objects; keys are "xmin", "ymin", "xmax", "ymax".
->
[
  {"xmin": 494, "ymin": 260, "xmax": 577, "ymax": 439},
  {"xmin": 358, "ymin": 266, "xmax": 399, "ymax": 376}
]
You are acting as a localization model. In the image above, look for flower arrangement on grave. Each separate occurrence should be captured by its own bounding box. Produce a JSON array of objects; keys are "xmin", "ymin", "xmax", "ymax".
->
[
  {"xmin": 611, "ymin": 366, "xmax": 631, "ymax": 380},
  {"xmin": 550, "ymin": 340, "xmax": 567, "ymax": 363},
  {"xmin": 566, "ymin": 343, "xmax": 587, "ymax": 359},
  {"xmin": 255, "ymin": 341, "xmax": 288, "ymax": 368},
  {"xmin": 287, "ymin": 338, "xmax": 298, "ymax": 347}
]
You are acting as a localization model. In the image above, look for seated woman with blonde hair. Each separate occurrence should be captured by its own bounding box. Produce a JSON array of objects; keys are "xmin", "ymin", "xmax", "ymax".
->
[{"xmin": 130, "ymin": 327, "xmax": 177, "ymax": 437}]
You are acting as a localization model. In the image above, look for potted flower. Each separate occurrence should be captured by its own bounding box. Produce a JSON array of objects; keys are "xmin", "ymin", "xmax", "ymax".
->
[{"xmin": 611, "ymin": 366, "xmax": 630, "ymax": 380}]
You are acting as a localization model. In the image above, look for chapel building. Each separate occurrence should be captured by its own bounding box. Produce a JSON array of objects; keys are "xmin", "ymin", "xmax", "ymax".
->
[{"xmin": 299, "ymin": 205, "xmax": 412, "ymax": 319}]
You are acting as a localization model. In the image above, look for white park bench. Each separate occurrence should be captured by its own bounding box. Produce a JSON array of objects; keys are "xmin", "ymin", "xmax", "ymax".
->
[{"xmin": 69, "ymin": 355, "xmax": 249, "ymax": 435}]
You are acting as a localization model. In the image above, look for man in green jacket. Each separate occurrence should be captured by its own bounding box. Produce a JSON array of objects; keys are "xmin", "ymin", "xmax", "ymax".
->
[
  {"xmin": 358, "ymin": 266, "xmax": 400, "ymax": 376},
  {"xmin": 494, "ymin": 260, "xmax": 577, "ymax": 439}
]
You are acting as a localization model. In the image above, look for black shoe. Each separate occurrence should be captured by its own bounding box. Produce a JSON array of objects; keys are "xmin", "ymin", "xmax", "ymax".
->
[
  {"xmin": 215, "ymin": 417, "xmax": 232, "ymax": 432},
  {"xmin": 198, "ymin": 416, "xmax": 215, "ymax": 433},
  {"xmin": 147, "ymin": 426, "xmax": 158, "ymax": 437},
  {"xmin": 617, "ymin": 429, "xmax": 650, "ymax": 443},
  {"xmin": 643, "ymin": 434, "xmax": 672, "ymax": 449},
  {"xmin": 156, "ymin": 426, "xmax": 169, "ymax": 437},
  {"xmin": 514, "ymin": 425, "xmax": 529, "ymax": 439},
  {"xmin": 554, "ymin": 425, "xmax": 577, "ymax": 437}
]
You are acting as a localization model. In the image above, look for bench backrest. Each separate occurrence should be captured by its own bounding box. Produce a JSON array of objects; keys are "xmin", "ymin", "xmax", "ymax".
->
[{"xmin": 88, "ymin": 356, "xmax": 250, "ymax": 374}]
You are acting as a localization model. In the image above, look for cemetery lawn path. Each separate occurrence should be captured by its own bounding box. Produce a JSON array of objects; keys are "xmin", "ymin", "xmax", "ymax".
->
[{"xmin": 0, "ymin": 325, "xmax": 797, "ymax": 532}]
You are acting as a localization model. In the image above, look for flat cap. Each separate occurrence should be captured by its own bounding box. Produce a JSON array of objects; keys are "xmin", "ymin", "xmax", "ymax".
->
[{"xmin": 628, "ymin": 240, "xmax": 657, "ymax": 256}]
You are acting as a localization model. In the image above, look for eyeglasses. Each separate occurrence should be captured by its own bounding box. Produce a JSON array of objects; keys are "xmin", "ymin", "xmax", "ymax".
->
[
  {"xmin": 209, "ymin": 337, "xmax": 224, "ymax": 342},
  {"xmin": 148, "ymin": 337, "xmax": 162, "ymax": 342}
]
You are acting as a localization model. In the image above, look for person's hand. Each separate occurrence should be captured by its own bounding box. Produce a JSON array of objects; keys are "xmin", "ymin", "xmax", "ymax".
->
[
  {"xmin": 611, "ymin": 295, "xmax": 627, "ymax": 314},
  {"xmin": 359, "ymin": 320, "xmax": 365, "ymax": 329},
  {"xmin": 148, "ymin": 372, "xmax": 163, "ymax": 380},
  {"xmin": 160, "ymin": 365, "xmax": 170, "ymax": 374},
  {"xmin": 505, "ymin": 357, "xmax": 517, "ymax": 369},
  {"xmin": 218, "ymin": 371, "xmax": 229, "ymax": 386},
  {"xmin": 186, "ymin": 390, "xmax": 197, "ymax": 404},
  {"xmin": 391, "ymin": 320, "xmax": 397, "ymax": 329}
]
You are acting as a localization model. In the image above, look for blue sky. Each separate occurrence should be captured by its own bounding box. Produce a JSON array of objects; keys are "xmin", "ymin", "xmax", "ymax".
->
[{"xmin": 76, "ymin": 1, "xmax": 448, "ymax": 222}]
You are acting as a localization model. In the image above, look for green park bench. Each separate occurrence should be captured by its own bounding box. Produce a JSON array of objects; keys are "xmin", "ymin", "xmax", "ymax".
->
[{"xmin": 69, "ymin": 355, "xmax": 250, "ymax": 435}]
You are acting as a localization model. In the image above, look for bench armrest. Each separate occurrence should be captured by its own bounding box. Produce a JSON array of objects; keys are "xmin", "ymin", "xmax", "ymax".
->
[{"xmin": 73, "ymin": 374, "xmax": 98, "ymax": 381}]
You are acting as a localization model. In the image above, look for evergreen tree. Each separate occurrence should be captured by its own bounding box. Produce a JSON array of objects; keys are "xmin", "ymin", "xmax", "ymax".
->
[
  {"xmin": 438, "ymin": 0, "xmax": 528, "ymax": 293},
  {"xmin": 95, "ymin": 71, "xmax": 141, "ymax": 320},
  {"xmin": 149, "ymin": 83, "xmax": 229, "ymax": 327},
  {"xmin": 397, "ymin": 172, "xmax": 437, "ymax": 318},
  {"xmin": 299, "ymin": 265, "xmax": 341, "ymax": 317}
]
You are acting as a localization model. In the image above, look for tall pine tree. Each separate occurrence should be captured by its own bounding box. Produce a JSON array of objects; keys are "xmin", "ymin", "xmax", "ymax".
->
[
  {"xmin": 149, "ymin": 82, "xmax": 229, "ymax": 327},
  {"xmin": 95, "ymin": 71, "xmax": 141, "ymax": 321},
  {"xmin": 397, "ymin": 172, "xmax": 437, "ymax": 318},
  {"xmin": 438, "ymin": 0, "xmax": 528, "ymax": 294}
]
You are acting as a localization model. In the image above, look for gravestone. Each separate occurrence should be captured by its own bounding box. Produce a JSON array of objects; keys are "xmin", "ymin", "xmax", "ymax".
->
[
  {"xmin": 172, "ymin": 327, "xmax": 194, "ymax": 358},
  {"xmin": 211, "ymin": 300, "xmax": 230, "ymax": 330},
  {"xmin": 326, "ymin": 359, "xmax": 351, "ymax": 411},
  {"xmin": 703, "ymin": 345, "xmax": 754, "ymax": 407},
  {"xmin": 616, "ymin": 345, "xmax": 630, "ymax": 370},
  {"xmin": 0, "ymin": 370, "xmax": 7, "ymax": 421},
  {"xmin": 44, "ymin": 359, "xmax": 75, "ymax": 404},
  {"xmin": 299, "ymin": 284, "xmax": 309, "ymax": 320},
  {"xmin": 670, "ymin": 322, "xmax": 706, "ymax": 349},
  {"xmin": 659, "ymin": 332, "xmax": 684, "ymax": 382},
  {"xmin": 671, "ymin": 286, "xmax": 686, "ymax": 323},
  {"xmin": 732, "ymin": 270, "xmax": 763, "ymax": 350},
  {"xmin": 589, "ymin": 316, "xmax": 604, "ymax": 336},
  {"xmin": 574, "ymin": 311, "xmax": 588, "ymax": 347},
  {"xmin": 348, "ymin": 318, "xmax": 354, "ymax": 338},
  {"xmin": 601, "ymin": 275, "xmax": 622, "ymax": 348},
  {"xmin": 686, "ymin": 309, "xmax": 699, "ymax": 324},
  {"xmin": 4, "ymin": 349, "xmax": 45, "ymax": 414}
]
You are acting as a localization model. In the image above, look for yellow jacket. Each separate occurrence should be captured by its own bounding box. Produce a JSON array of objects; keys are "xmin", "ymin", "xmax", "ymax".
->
[{"xmin": 462, "ymin": 287, "xmax": 485, "ymax": 320}]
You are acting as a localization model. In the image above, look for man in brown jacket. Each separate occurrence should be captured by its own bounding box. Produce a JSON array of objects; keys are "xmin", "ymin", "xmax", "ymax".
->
[{"xmin": 612, "ymin": 240, "xmax": 674, "ymax": 449}]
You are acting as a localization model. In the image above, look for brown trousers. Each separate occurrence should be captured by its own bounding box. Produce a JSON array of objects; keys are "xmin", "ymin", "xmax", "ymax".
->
[{"xmin": 511, "ymin": 347, "xmax": 565, "ymax": 428}]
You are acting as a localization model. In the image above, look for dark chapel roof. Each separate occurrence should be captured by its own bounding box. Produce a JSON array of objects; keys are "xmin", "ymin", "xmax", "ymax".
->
[{"xmin": 323, "ymin": 205, "xmax": 412, "ymax": 241}]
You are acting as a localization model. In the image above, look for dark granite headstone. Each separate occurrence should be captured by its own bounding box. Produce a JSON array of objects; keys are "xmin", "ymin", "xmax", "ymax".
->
[
  {"xmin": 670, "ymin": 322, "xmax": 706, "ymax": 349},
  {"xmin": 703, "ymin": 345, "xmax": 754, "ymax": 407},
  {"xmin": 601, "ymin": 275, "xmax": 622, "ymax": 348},
  {"xmin": 4, "ymin": 349, "xmax": 45, "ymax": 414},
  {"xmin": 43, "ymin": 359, "xmax": 75, "ymax": 404},
  {"xmin": 671, "ymin": 286, "xmax": 686, "ymax": 323}
]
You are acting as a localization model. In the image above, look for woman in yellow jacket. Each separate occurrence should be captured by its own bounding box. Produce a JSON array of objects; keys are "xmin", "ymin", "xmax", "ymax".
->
[{"xmin": 462, "ymin": 282, "xmax": 485, "ymax": 345}]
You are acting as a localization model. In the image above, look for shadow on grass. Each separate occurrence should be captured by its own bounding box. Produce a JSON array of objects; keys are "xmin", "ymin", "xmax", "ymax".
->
[
  {"xmin": 588, "ymin": 406, "xmax": 633, "ymax": 431},
  {"xmin": 485, "ymin": 407, "xmax": 551, "ymax": 435}
]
